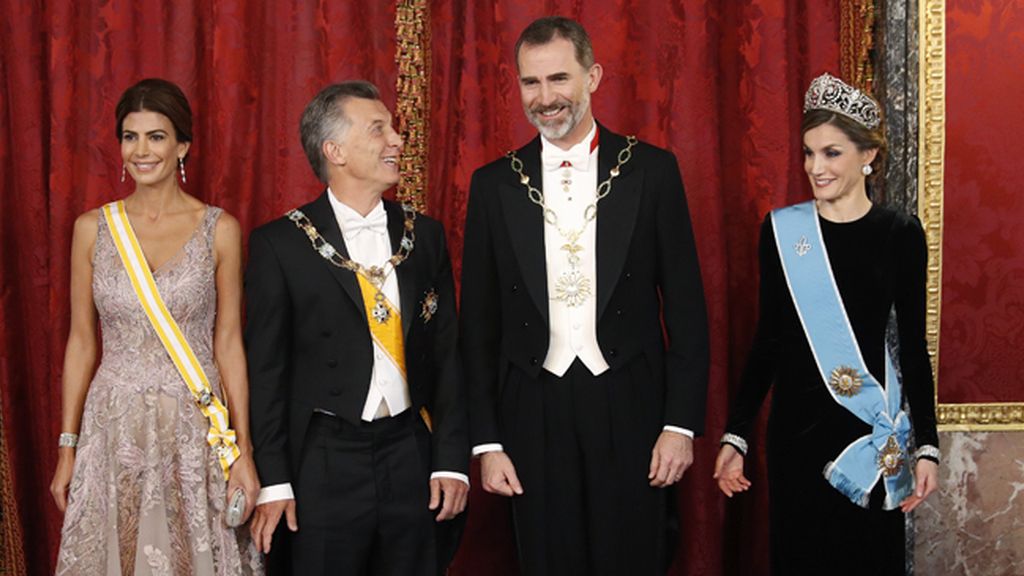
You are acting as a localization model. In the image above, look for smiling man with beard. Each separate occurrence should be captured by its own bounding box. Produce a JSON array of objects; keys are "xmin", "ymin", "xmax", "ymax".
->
[{"xmin": 460, "ymin": 17, "xmax": 709, "ymax": 576}]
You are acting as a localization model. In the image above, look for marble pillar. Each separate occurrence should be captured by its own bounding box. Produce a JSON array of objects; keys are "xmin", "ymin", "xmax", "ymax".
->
[
  {"xmin": 877, "ymin": 0, "xmax": 918, "ymax": 213},
  {"xmin": 913, "ymin": 431, "xmax": 1024, "ymax": 575}
]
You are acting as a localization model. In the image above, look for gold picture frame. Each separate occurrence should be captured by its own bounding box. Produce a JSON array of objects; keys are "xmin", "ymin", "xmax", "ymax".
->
[{"xmin": 918, "ymin": 0, "xmax": 1024, "ymax": 431}]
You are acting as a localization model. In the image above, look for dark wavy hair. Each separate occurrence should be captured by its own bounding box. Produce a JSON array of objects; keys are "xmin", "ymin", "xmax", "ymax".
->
[
  {"xmin": 515, "ymin": 16, "xmax": 594, "ymax": 70},
  {"xmin": 115, "ymin": 78, "xmax": 193, "ymax": 158}
]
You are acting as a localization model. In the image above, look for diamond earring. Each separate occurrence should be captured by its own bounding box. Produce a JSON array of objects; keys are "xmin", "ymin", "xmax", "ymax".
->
[
  {"xmin": 178, "ymin": 157, "xmax": 187, "ymax": 184},
  {"xmin": 120, "ymin": 164, "xmax": 126, "ymax": 183}
]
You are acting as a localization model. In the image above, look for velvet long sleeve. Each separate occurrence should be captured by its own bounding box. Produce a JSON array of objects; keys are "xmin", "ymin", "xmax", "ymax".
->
[{"xmin": 893, "ymin": 216, "xmax": 939, "ymax": 449}]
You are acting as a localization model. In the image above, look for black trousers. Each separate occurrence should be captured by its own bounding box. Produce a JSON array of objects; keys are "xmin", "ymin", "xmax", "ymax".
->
[
  {"xmin": 501, "ymin": 358, "xmax": 673, "ymax": 576},
  {"xmin": 289, "ymin": 410, "xmax": 437, "ymax": 576}
]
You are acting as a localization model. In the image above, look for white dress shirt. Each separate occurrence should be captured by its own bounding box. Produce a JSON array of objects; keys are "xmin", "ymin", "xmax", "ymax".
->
[
  {"xmin": 328, "ymin": 194, "xmax": 413, "ymax": 421},
  {"xmin": 472, "ymin": 127, "xmax": 691, "ymax": 458},
  {"xmin": 258, "ymin": 191, "xmax": 467, "ymax": 505}
]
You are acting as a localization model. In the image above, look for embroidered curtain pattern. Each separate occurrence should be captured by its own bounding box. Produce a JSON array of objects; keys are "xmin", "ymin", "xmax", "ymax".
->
[{"xmin": 938, "ymin": 0, "xmax": 1024, "ymax": 407}]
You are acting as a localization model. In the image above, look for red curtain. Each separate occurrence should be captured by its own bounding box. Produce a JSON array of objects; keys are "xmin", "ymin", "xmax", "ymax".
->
[
  {"xmin": 939, "ymin": 0, "xmax": 1024, "ymax": 404},
  {"xmin": 0, "ymin": 1, "xmax": 839, "ymax": 573}
]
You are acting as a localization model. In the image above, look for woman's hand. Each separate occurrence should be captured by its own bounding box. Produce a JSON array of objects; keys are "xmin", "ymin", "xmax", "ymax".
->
[
  {"xmin": 50, "ymin": 449, "xmax": 76, "ymax": 512},
  {"xmin": 226, "ymin": 452, "xmax": 261, "ymax": 524},
  {"xmin": 900, "ymin": 458, "xmax": 939, "ymax": 513},
  {"xmin": 713, "ymin": 443, "xmax": 752, "ymax": 497}
]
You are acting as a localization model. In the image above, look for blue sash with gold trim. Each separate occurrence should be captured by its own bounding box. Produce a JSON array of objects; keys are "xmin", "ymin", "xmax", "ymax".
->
[{"xmin": 772, "ymin": 201, "xmax": 912, "ymax": 509}]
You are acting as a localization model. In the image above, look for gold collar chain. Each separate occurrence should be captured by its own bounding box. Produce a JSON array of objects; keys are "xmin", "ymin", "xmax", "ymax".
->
[
  {"xmin": 287, "ymin": 204, "xmax": 416, "ymax": 286},
  {"xmin": 507, "ymin": 135, "xmax": 637, "ymax": 234},
  {"xmin": 507, "ymin": 136, "xmax": 637, "ymax": 307}
]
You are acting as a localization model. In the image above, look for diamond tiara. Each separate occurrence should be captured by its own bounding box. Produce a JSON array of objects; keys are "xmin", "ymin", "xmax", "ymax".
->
[{"xmin": 803, "ymin": 73, "xmax": 881, "ymax": 130}]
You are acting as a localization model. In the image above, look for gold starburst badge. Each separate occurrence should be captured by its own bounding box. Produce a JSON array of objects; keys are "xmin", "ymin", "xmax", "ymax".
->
[
  {"xmin": 554, "ymin": 270, "xmax": 592, "ymax": 308},
  {"xmin": 878, "ymin": 435, "xmax": 904, "ymax": 477},
  {"xmin": 420, "ymin": 289, "xmax": 438, "ymax": 323},
  {"xmin": 829, "ymin": 365, "xmax": 863, "ymax": 397}
]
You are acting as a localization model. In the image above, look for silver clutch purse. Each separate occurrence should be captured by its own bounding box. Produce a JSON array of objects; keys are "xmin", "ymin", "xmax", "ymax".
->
[{"xmin": 225, "ymin": 488, "xmax": 247, "ymax": 528}]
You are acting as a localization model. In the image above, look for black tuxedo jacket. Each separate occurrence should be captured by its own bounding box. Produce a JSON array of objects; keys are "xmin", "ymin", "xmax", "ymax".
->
[
  {"xmin": 460, "ymin": 125, "xmax": 709, "ymax": 446},
  {"xmin": 245, "ymin": 192, "xmax": 468, "ymax": 486}
]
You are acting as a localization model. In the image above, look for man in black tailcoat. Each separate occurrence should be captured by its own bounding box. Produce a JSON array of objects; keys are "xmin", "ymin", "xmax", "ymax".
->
[
  {"xmin": 460, "ymin": 16, "xmax": 709, "ymax": 576},
  {"xmin": 246, "ymin": 81, "xmax": 468, "ymax": 575}
]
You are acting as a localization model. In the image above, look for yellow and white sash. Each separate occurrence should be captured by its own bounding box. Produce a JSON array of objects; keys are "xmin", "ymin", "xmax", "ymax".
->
[
  {"xmin": 354, "ymin": 273, "xmax": 432, "ymax": 432},
  {"xmin": 102, "ymin": 201, "xmax": 240, "ymax": 479}
]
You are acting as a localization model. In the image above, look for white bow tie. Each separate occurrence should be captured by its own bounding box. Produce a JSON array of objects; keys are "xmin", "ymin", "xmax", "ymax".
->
[
  {"xmin": 542, "ymin": 146, "xmax": 592, "ymax": 171},
  {"xmin": 340, "ymin": 208, "xmax": 388, "ymax": 239}
]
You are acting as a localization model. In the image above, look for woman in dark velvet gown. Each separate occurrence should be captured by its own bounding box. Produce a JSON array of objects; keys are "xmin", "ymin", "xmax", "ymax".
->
[{"xmin": 713, "ymin": 74, "xmax": 940, "ymax": 576}]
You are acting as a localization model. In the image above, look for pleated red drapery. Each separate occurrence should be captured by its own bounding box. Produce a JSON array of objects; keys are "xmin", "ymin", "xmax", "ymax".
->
[{"xmin": 0, "ymin": 1, "xmax": 839, "ymax": 574}]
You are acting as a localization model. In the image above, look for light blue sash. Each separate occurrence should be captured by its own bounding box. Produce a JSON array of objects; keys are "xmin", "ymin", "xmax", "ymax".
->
[{"xmin": 771, "ymin": 201, "xmax": 913, "ymax": 509}]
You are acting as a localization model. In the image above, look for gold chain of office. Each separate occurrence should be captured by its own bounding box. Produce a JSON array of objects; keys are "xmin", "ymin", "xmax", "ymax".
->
[
  {"xmin": 287, "ymin": 206, "xmax": 417, "ymax": 323},
  {"xmin": 287, "ymin": 205, "xmax": 417, "ymax": 279},
  {"xmin": 506, "ymin": 135, "xmax": 637, "ymax": 306}
]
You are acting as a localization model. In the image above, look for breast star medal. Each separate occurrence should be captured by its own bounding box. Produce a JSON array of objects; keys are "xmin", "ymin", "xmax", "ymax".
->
[
  {"xmin": 554, "ymin": 269, "xmax": 592, "ymax": 308},
  {"xmin": 829, "ymin": 365, "xmax": 863, "ymax": 397},
  {"xmin": 878, "ymin": 435, "xmax": 904, "ymax": 477},
  {"xmin": 420, "ymin": 289, "xmax": 438, "ymax": 323}
]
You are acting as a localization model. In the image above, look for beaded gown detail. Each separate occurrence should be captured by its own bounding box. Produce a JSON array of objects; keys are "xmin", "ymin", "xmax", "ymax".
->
[{"xmin": 56, "ymin": 207, "xmax": 263, "ymax": 576}]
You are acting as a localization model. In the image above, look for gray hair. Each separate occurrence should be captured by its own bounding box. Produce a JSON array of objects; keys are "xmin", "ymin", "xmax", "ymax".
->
[{"xmin": 299, "ymin": 81, "xmax": 381, "ymax": 183}]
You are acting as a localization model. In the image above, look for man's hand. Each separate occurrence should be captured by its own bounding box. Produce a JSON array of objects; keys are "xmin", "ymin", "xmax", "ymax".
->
[
  {"xmin": 648, "ymin": 431, "xmax": 694, "ymax": 487},
  {"xmin": 429, "ymin": 477, "xmax": 469, "ymax": 521},
  {"xmin": 250, "ymin": 498, "xmax": 298, "ymax": 554},
  {"xmin": 713, "ymin": 443, "xmax": 751, "ymax": 497},
  {"xmin": 900, "ymin": 458, "xmax": 939, "ymax": 513},
  {"xmin": 480, "ymin": 451, "xmax": 524, "ymax": 497}
]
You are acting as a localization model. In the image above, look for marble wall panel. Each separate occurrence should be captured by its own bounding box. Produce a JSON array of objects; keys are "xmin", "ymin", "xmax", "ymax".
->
[{"xmin": 913, "ymin": 431, "xmax": 1024, "ymax": 575}]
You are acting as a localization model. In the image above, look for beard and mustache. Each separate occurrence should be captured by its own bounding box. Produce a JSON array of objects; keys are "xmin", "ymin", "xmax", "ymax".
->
[{"xmin": 525, "ymin": 90, "xmax": 590, "ymax": 142}]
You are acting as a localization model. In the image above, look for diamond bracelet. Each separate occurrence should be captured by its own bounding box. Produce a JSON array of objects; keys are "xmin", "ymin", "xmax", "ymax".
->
[
  {"xmin": 58, "ymin": 432, "xmax": 79, "ymax": 448},
  {"xmin": 914, "ymin": 444, "xmax": 940, "ymax": 464},
  {"xmin": 720, "ymin": 433, "xmax": 748, "ymax": 456}
]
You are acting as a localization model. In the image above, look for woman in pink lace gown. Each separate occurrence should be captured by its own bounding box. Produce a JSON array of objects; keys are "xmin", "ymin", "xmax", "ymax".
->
[{"xmin": 49, "ymin": 79, "xmax": 263, "ymax": 575}]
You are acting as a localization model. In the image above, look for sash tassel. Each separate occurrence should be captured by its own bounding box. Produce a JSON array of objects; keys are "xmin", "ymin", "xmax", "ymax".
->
[{"xmin": 823, "ymin": 460, "xmax": 872, "ymax": 509}]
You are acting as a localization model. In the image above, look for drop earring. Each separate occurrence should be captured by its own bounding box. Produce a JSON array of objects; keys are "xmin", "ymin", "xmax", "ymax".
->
[
  {"xmin": 120, "ymin": 164, "xmax": 126, "ymax": 183},
  {"xmin": 178, "ymin": 157, "xmax": 187, "ymax": 184}
]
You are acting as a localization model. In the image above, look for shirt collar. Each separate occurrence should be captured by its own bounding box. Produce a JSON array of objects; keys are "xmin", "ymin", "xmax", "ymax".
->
[
  {"xmin": 540, "ymin": 122, "xmax": 599, "ymax": 171},
  {"xmin": 327, "ymin": 188, "xmax": 388, "ymax": 239}
]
